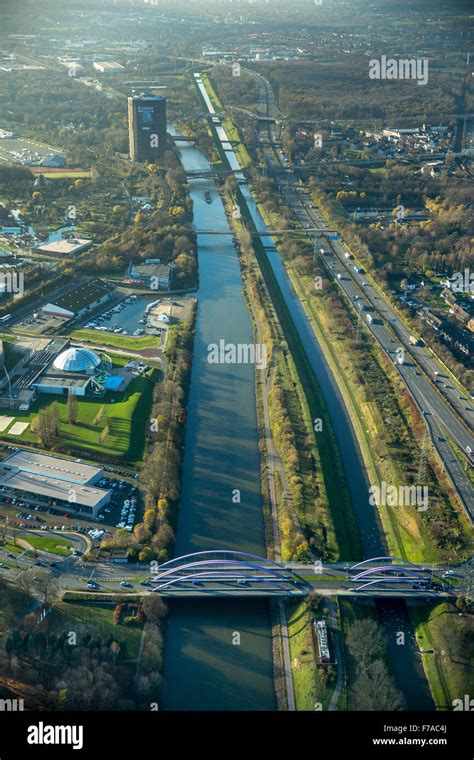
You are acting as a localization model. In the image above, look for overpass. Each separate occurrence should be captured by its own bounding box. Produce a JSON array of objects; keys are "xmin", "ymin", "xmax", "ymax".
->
[
  {"xmin": 192, "ymin": 227, "xmax": 340, "ymax": 236},
  {"xmin": 147, "ymin": 551, "xmax": 458, "ymax": 598},
  {"xmin": 186, "ymin": 168, "xmax": 244, "ymax": 178}
]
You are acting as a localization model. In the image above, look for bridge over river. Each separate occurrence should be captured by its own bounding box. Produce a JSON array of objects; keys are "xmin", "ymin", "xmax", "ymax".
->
[{"xmin": 146, "ymin": 551, "xmax": 464, "ymax": 599}]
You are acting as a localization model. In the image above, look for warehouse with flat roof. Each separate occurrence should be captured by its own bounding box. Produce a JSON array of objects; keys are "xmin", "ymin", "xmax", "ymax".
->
[{"xmin": 0, "ymin": 450, "xmax": 110, "ymax": 516}]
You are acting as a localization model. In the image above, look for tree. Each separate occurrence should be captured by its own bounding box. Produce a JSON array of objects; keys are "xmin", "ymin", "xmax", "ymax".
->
[
  {"xmin": 353, "ymin": 660, "xmax": 404, "ymax": 711},
  {"xmin": 110, "ymin": 641, "xmax": 121, "ymax": 665},
  {"xmin": 92, "ymin": 405, "xmax": 105, "ymax": 426},
  {"xmin": 346, "ymin": 618, "xmax": 386, "ymax": 672},
  {"xmin": 34, "ymin": 571, "xmax": 59, "ymax": 607},
  {"xmin": 50, "ymin": 402, "xmax": 60, "ymax": 437},
  {"xmin": 67, "ymin": 390, "xmax": 77, "ymax": 425},
  {"xmin": 142, "ymin": 596, "xmax": 167, "ymax": 624},
  {"xmin": 306, "ymin": 590, "xmax": 322, "ymax": 612},
  {"xmin": 17, "ymin": 569, "xmax": 36, "ymax": 597},
  {"xmin": 99, "ymin": 423, "xmax": 110, "ymax": 444}
]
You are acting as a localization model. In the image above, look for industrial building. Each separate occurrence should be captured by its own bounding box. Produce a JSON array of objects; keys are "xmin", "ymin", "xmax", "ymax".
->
[
  {"xmin": 41, "ymin": 278, "xmax": 113, "ymax": 320},
  {"xmin": 93, "ymin": 61, "xmax": 125, "ymax": 74},
  {"xmin": 128, "ymin": 93, "xmax": 167, "ymax": 162},
  {"xmin": 129, "ymin": 260, "xmax": 174, "ymax": 289},
  {"xmin": 0, "ymin": 450, "xmax": 110, "ymax": 517},
  {"xmin": 34, "ymin": 238, "xmax": 92, "ymax": 258}
]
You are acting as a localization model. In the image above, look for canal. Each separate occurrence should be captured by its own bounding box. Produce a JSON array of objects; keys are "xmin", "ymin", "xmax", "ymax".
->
[
  {"xmin": 160, "ymin": 131, "xmax": 276, "ymax": 710},
  {"xmin": 194, "ymin": 75, "xmax": 433, "ymax": 710}
]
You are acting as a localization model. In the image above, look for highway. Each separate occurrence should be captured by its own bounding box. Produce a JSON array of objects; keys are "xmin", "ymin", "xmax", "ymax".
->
[
  {"xmin": 246, "ymin": 67, "xmax": 474, "ymax": 521},
  {"xmin": 2, "ymin": 536, "xmax": 470, "ymax": 599}
]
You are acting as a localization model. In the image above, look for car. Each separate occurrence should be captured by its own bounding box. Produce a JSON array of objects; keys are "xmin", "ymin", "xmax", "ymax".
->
[
  {"xmin": 140, "ymin": 580, "xmax": 151, "ymax": 586},
  {"xmin": 7, "ymin": 553, "xmax": 15, "ymax": 559},
  {"xmin": 120, "ymin": 581, "xmax": 132, "ymax": 588},
  {"xmin": 0, "ymin": 562, "xmax": 8, "ymax": 568},
  {"xmin": 191, "ymin": 580, "xmax": 203, "ymax": 586},
  {"xmin": 87, "ymin": 582, "xmax": 99, "ymax": 590}
]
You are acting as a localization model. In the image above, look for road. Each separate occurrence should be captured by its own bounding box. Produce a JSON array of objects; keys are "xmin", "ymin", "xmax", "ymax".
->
[
  {"xmin": 1, "ymin": 535, "xmax": 469, "ymax": 599},
  {"xmin": 247, "ymin": 66, "xmax": 474, "ymax": 521}
]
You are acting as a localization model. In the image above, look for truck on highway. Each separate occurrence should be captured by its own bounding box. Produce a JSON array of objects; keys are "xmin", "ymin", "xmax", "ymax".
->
[
  {"xmin": 409, "ymin": 335, "xmax": 423, "ymax": 346},
  {"xmin": 354, "ymin": 265, "xmax": 363, "ymax": 274},
  {"xmin": 366, "ymin": 313, "xmax": 374, "ymax": 324},
  {"xmin": 337, "ymin": 273, "xmax": 343, "ymax": 280}
]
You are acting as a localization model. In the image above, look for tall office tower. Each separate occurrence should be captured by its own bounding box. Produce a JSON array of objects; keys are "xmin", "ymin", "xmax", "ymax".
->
[{"xmin": 128, "ymin": 94, "xmax": 167, "ymax": 162}]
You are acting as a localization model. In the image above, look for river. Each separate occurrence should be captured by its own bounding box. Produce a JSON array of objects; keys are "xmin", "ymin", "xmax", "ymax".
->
[{"xmin": 160, "ymin": 131, "xmax": 276, "ymax": 711}]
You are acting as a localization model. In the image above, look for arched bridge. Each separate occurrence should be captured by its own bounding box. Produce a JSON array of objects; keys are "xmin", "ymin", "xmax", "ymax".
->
[
  {"xmin": 149, "ymin": 550, "xmax": 309, "ymax": 597},
  {"xmin": 142, "ymin": 552, "xmax": 457, "ymax": 598}
]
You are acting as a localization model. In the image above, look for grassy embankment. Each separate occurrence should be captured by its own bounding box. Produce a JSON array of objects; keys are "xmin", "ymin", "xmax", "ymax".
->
[
  {"xmin": 255, "ymin": 176, "xmax": 473, "ymax": 710},
  {"xmin": 286, "ymin": 599, "xmax": 335, "ymax": 711},
  {"xmin": 199, "ymin": 73, "xmax": 252, "ymax": 168},
  {"xmin": 410, "ymin": 602, "xmax": 474, "ymax": 710},
  {"xmin": 221, "ymin": 190, "xmax": 339, "ymax": 562},
  {"xmin": 68, "ymin": 329, "xmax": 161, "ymax": 352},
  {"xmin": 256, "ymin": 193, "xmax": 471, "ymax": 562},
  {"xmin": 237, "ymin": 197, "xmax": 362, "ymax": 562}
]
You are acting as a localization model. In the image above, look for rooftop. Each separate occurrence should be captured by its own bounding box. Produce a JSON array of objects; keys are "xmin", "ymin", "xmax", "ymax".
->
[
  {"xmin": 51, "ymin": 278, "xmax": 113, "ymax": 315},
  {"xmin": 34, "ymin": 238, "xmax": 92, "ymax": 256},
  {"xmin": 2, "ymin": 450, "xmax": 102, "ymax": 485},
  {"xmin": 0, "ymin": 467, "xmax": 107, "ymax": 509}
]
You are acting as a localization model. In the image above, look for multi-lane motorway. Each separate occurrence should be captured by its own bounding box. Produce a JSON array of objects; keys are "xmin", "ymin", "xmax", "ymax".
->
[{"xmin": 247, "ymin": 67, "xmax": 474, "ymax": 521}]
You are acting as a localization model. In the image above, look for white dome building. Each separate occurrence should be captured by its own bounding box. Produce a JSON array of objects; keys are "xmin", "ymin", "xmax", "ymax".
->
[{"xmin": 53, "ymin": 347, "xmax": 101, "ymax": 374}]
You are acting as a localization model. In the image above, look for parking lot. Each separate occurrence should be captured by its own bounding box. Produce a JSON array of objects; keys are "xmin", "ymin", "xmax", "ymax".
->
[
  {"xmin": 80, "ymin": 294, "xmax": 159, "ymax": 337},
  {"xmin": 95, "ymin": 475, "xmax": 140, "ymax": 532}
]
